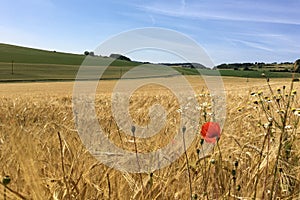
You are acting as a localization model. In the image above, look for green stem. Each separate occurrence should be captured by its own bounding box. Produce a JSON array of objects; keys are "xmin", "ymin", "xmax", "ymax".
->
[
  {"xmin": 269, "ymin": 72, "xmax": 295, "ymax": 200},
  {"xmin": 253, "ymin": 128, "xmax": 269, "ymax": 199},
  {"xmin": 182, "ymin": 126, "xmax": 193, "ymax": 199},
  {"xmin": 4, "ymin": 186, "xmax": 6, "ymax": 200}
]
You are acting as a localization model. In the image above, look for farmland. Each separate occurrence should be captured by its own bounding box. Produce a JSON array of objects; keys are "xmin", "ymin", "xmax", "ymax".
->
[
  {"xmin": 1, "ymin": 43, "xmax": 300, "ymax": 199},
  {"xmin": 0, "ymin": 76, "xmax": 299, "ymax": 199},
  {"xmin": 1, "ymin": 43, "xmax": 299, "ymax": 82},
  {"xmin": 0, "ymin": 43, "xmax": 141, "ymax": 82}
]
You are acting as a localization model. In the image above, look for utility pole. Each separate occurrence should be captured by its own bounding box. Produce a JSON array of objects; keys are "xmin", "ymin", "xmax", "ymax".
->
[
  {"xmin": 120, "ymin": 67, "xmax": 123, "ymax": 78},
  {"xmin": 11, "ymin": 60, "xmax": 14, "ymax": 75}
]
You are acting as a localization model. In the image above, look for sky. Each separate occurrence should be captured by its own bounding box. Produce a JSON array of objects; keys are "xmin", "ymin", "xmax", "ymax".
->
[{"xmin": 1, "ymin": 0, "xmax": 300, "ymax": 65}]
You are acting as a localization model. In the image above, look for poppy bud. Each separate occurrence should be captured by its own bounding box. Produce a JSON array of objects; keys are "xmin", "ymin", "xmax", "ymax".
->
[
  {"xmin": 2, "ymin": 175, "xmax": 10, "ymax": 186},
  {"xmin": 192, "ymin": 194, "xmax": 198, "ymax": 199},
  {"xmin": 200, "ymin": 139, "xmax": 204, "ymax": 145},
  {"xmin": 182, "ymin": 126, "xmax": 186, "ymax": 133},
  {"xmin": 131, "ymin": 125, "xmax": 136, "ymax": 134},
  {"xmin": 234, "ymin": 160, "xmax": 239, "ymax": 168},
  {"xmin": 231, "ymin": 169, "xmax": 236, "ymax": 176}
]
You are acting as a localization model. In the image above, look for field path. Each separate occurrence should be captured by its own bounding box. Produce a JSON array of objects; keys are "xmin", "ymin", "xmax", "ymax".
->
[{"xmin": 0, "ymin": 76, "xmax": 295, "ymax": 97}]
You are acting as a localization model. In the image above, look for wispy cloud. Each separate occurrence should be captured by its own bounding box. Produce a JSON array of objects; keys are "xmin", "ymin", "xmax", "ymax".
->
[
  {"xmin": 136, "ymin": 0, "xmax": 300, "ymax": 25},
  {"xmin": 2, "ymin": 0, "xmax": 299, "ymax": 64},
  {"xmin": 149, "ymin": 15, "xmax": 156, "ymax": 25},
  {"xmin": 181, "ymin": 0, "xmax": 186, "ymax": 10},
  {"xmin": 230, "ymin": 39, "xmax": 274, "ymax": 52},
  {"xmin": 18, "ymin": 0, "xmax": 55, "ymax": 9}
]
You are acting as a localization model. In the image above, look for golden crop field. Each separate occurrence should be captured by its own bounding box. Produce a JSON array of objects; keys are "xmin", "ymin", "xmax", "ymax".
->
[{"xmin": 0, "ymin": 76, "xmax": 299, "ymax": 199}]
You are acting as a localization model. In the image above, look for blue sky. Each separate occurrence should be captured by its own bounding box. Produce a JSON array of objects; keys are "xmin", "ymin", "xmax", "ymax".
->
[{"xmin": 1, "ymin": 0, "xmax": 299, "ymax": 65}]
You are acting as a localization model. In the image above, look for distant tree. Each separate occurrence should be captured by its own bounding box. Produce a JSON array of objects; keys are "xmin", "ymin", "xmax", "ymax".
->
[
  {"xmin": 244, "ymin": 66, "xmax": 251, "ymax": 71},
  {"xmin": 84, "ymin": 51, "xmax": 89, "ymax": 56},
  {"xmin": 216, "ymin": 63, "xmax": 228, "ymax": 69},
  {"xmin": 295, "ymin": 59, "xmax": 300, "ymax": 73},
  {"xmin": 109, "ymin": 53, "xmax": 131, "ymax": 61},
  {"xmin": 89, "ymin": 51, "xmax": 95, "ymax": 56}
]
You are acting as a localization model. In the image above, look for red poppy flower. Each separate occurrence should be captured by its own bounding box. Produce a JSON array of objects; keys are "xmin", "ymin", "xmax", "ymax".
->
[{"xmin": 201, "ymin": 122, "xmax": 221, "ymax": 143}]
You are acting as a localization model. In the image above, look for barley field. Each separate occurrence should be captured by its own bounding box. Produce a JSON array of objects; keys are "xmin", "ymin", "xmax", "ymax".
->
[{"xmin": 0, "ymin": 76, "xmax": 299, "ymax": 199}]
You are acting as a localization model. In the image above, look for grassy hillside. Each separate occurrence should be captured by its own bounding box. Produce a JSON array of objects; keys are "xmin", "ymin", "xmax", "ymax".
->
[
  {"xmin": 0, "ymin": 43, "xmax": 298, "ymax": 81},
  {"xmin": 0, "ymin": 43, "xmax": 143, "ymax": 66},
  {"xmin": 0, "ymin": 43, "xmax": 142, "ymax": 81},
  {"xmin": 0, "ymin": 43, "xmax": 85, "ymax": 65}
]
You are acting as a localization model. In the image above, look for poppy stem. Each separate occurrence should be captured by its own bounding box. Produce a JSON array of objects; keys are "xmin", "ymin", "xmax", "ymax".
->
[
  {"xmin": 216, "ymin": 139, "xmax": 225, "ymax": 193},
  {"xmin": 131, "ymin": 126, "xmax": 145, "ymax": 195},
  {"xmin": 57, "ymin": 132, "xmax": 71, "ymax": 200},
  {"xmin": 182, "ymin": 126, "xmax": 193, "ymax": 199},
  {"xmin": 4, "ymin": 186, "xmax": 6, "ymax": 200}
]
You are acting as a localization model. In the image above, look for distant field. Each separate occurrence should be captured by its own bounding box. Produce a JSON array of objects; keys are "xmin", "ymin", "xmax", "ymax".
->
[
  {"xmin": 0, "ymin": 43, "xmax": 142, "ymax": 81},
  {"xmin": 177, "ymin": 67, "xmax": 300, "ymax": 78},
  {"xmin": 0, "ymin": 76, "xmax": 293, "ymax": 98},
  {"xmin": 0, "ymin": 62, "xmax": 138, "ymax": 81},
  {"xmin": 1, "ymin": 62, "xmax": 298, "ymax": 82},
  {"xmin": 0, "ymin": 43, "xmax": 141, "ymax": 66},
  {"xmin": 1, "ymin": 43, "xmax": 299, "ymax": 82},
  {"xmin": 0, "ymin": 43, "xmax": 165, "ymax": 82}
]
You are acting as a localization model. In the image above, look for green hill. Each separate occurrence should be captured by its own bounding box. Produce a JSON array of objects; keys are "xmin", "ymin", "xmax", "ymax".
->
[
  {"xmin": 0, "ymin": 43, "xmax": 298, "ymax": 82},
  {"xmin": 0, "ymin": 43, "xmax": 142, "ymax": 81},
  {"xmin": 0, "ymin": 43, "xmax": 86, "ymax": 65},
  {"xmin": 0, "ymin": 43, "xmax": 142, "ymax": 66}
]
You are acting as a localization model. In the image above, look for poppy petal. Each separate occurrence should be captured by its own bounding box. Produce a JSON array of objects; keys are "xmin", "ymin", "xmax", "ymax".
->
[{"xmin": 200, "ymin": 122, "xmax": 221, "ymax": 143}]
